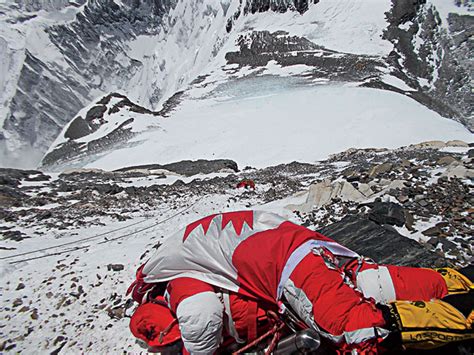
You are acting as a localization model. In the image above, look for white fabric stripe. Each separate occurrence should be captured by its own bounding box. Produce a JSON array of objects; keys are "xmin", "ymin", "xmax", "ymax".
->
[
  {"xmin": 144, "ymin": 272, "xmax": 240, "ymax": 293},
  {"xmin": 344, "ymin": 327, "xmax": 390, "ymax": 344},
  {"xmin": 277, "ymin": 240, "xmax": 315, "ymax": 300},
  {"xmin": 356, "ymin": 266, "xmax": 396, "ymax": 304},
  {"xmin": 319, "ymin": 241, "xmax": 360, "ymax": 258},
  {"xmin": 378, "ymin": 266, "xmax": 396, "ymax": 302},
  {"xmin": 222, "ymin": 290, "xmax": 245, "ymax": 344},
  {"xmin": 277, "ymin": 239, "xmax": 360, "ymax": 300}
]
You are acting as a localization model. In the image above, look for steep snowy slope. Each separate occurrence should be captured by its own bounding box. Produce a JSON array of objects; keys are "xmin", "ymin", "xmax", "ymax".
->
[
  {"xmin": 41, "ymin": 0, "xmax": 473, "ymax": 171},
  {"xmin": 0, "ymin": 0, "xmax": 302, "ymax": 167},
  {"xmin": 0, "ymin": 0, "xmax": 473, "ymax": 168}
]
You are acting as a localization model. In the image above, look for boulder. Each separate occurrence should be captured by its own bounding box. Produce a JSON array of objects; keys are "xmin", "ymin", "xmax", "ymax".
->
[
  {"xmin": 319, "ymin": 215, "xmax": 446, "ymax": 267},
  {"xmin": 446, "ymin": 140, "xmax": 469, "ymax": 147},
  {"xmin": 411, "ymin": 141, "xmax": 446, "ymax": 149},
  {"xmin": 287, "ymin": 179, "xmax": 367, "ymax": 212},
  {"xmin": 107, "ymin": 264, "xmax": 124, "ymax": 272},
  {"xmin": 442, "ymin": 165, "xmax": 474, "ymax": 179},
  {"xmin": 436, "ymin": 156, "xmax": 458, "ymax": 166},
  {"xmin": 422, "ymin": 226, "xmax": 443, "ymax": 237},
  {"xmin": 357, "ymin": 183, "xmax": 374, "ymax": 197},
  {"xmin": 368, "ymin": 202, "xmax": 406, "ymax": 227},
  {"xmin": 368, "ymin": 163, "xmax": 393, "ymax": 178}
]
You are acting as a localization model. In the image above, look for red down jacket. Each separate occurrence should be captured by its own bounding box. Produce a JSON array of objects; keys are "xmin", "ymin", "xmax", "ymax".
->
[{"xmin": 132, "ymin": 211, "xmax": 448, "ymax": 353}]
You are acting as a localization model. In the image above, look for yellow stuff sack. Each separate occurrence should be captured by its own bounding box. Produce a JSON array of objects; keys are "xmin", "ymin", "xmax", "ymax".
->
[
  {"xmin": 390, "ymin": 299, "xmax": 474, "ymax": 349},
  {"xmin": 436, "ymin": 268, "xmax": 474, "ymax": 295}
]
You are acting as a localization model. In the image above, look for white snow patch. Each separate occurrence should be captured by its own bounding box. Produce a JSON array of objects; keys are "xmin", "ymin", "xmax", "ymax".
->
[
  {"xmin": 439, "ymin": 146, "xmax": 471, "ymax": 154},
  {"xmin": 264, "ymin": 61, "xmax": 313, "ymax": 77},
  {"xmin": 429, "ymin": 0, "xmax": 472, "ymax": 29},
  {"xmin": 381, "ymin": 74, "xmax": 416, "ymax": 91},
  {"xmin": 86, "ymin": 84, "xmax": 473, "ymax": 171},
  {"xmin": 418, "ymin": 77, "xmax": 430, "ymax": 88},
  {"xmin": 242, "ymin": 0, "xmax": 394, "ymax": 56}
]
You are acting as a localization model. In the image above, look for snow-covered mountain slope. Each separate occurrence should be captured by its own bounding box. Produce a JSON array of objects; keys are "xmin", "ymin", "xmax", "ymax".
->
[
  {"xmin": 42, "ymin": 18, "xmax": 473, "ymax": 170},
  {"xmin": 0, "ymin": 0, "xmax": 472, "ymax": 169},
  {"xmin": 41, "ymin": 92, "xmax": 165, "ymax": 168},
  {"xmin": 45, "ymin": 80, "xmax": 473, "ymax": 171},
  {"xmin": 0, "ymin": 0, "xmax": 303, "ymax": 167}
]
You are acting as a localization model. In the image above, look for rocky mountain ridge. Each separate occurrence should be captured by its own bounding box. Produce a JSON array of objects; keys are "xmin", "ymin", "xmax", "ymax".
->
[
  {"xmin": 384, "ymin": 0, "xmax": 473, "ymax": 129},
  {"xmin": 2, "ymin": 140, "xmax": 473, "ymax": 261}
]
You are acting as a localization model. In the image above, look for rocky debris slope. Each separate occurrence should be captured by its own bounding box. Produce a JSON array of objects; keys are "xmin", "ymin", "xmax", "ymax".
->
[
  {"xmin": 225, "ymin": 30, "xmax": 385, "ymax": 83},
  {"xmin": 2, "ymin": 141, "xmax": 473, "ymax": 262},
  {"xmin": 0, "ymin": 141, "xmax": 473, "ymax": 353},
  {"xmin": 293, "ymin": 141, "xmax": 473, "ymax": 265}
]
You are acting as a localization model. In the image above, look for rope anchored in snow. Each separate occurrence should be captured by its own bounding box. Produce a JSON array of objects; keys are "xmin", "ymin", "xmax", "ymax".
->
[
  {"xmin": 6, "ymin": 201, "xmax": 198, "ymax": 265},
  {"xmin": 0, "ymin": 216, "xmax": 150, "ymax": 261}
]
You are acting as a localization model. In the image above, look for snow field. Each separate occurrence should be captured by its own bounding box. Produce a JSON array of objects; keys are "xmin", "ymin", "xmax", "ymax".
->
[{"xmin": 88, "ymin": 84, "xmax": 473, "ymax": 171}]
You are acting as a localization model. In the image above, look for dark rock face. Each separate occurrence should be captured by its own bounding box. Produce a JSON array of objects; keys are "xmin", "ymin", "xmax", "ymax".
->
[
  {"xmin": 225, "ymin": 30, "xmax": 384, "ymax": 83},
  {"xmin": 368, "ymin": 202, "xmax": 406, "ymax": 227},
  {"xmin": 2, "ymin": 49, "xmax": 88, "ymax": 157},
  {"xmin": 384, "ymin": 0, "xmax": 473, "ymax": 130},
  {"xmin": 226, "ymin": 30, "xmax": 320, "ymax": 66},
  {"xmin": 41, "ymin": 93, "xmax": 161, "ymax": 168},
  {"xmin": 115, "ymin": 159, "xmax": 239, "ymax": 176},
  {"xmin": 226, "ymin": 0, "xmax": 317, "ymax": 32},
  {"xmin": 319, "ymin": 215, "xmax": 445, "ymax": 267},
  {"xmin": 244, "ymin": 0, "xmax": 312, "ymax": 15},
  {"xmin": 64, "ymin": 117, "xmax": 92, "ymax": 140}
]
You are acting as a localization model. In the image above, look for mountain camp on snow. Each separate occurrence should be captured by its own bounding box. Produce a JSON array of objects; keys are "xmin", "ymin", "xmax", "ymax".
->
[{"xmin": 0, "ymin": 0, "xmax": 473, "ymax": 353}]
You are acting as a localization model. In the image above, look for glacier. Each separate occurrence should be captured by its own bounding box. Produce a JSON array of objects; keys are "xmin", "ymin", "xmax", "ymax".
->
[{"xmin": 0, "ymin": 0, "xmax": 472, "ymax": 171}]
